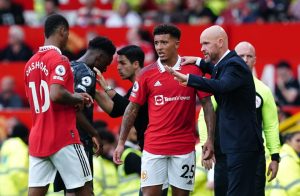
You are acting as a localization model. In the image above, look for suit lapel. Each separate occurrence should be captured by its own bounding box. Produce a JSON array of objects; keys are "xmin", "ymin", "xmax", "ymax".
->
[{"xmin": 212, "ymin": 51, "xmax": 236, "ymax": 79}]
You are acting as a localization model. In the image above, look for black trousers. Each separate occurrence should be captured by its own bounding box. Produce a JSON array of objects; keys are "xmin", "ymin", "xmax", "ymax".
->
[{"xmin": 214, "ymin": 151, "xmax": 263, "ymax": 196}]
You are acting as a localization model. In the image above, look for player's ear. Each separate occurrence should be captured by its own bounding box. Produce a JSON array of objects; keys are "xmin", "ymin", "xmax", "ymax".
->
[
  {"xmin": 175, "ymin": 40, "xmax": 180, "ymax": 49},
  {"xmin": 133, "ymin": 60, "xmax": 139, "ymax": 69},
  {"xmin": 58, "ymin": 26, "xmax": 67, "ymax": 38}
]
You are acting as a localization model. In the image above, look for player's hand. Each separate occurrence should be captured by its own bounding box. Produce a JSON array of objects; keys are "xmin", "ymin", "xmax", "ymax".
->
[
  {"xmin": 181, "ymin": 56, "xmax": 198, "ymax": 65},
  {"xmin": 201, "ymin": 156, "xmax": 215, "ymax": 170},
  {"xmin": 80, "ymin": 92, "xmax": 94, "ymax": 107},
  {"xmin": 164, "ymin": 65, "xmax": 188, "ymax": 86},
  {"xmin": 267, "ymin": 160, "xmax": 279, "ymax": 182},
  {"xmin": 93, "ymin": 67, "xmax": 108, "ymax": 89},
  {"xmin": 202, "ymin": 140, "xmax": 214, "ymax": 160},
  {"xmin": 92, "ymin": 135, "xmax": 103, "ymax": 157},
  {"xmin": 113, "ymin": 144, "xmax": 125, "ymax": 165}
]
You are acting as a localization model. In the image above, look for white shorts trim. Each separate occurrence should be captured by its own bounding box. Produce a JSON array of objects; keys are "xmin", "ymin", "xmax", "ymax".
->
[
  {"xmin": 29, "ymin": 144, "xmax": 92, "ymax": 189},
  {"xmin": 141, "ymin": 150, "xmax": 196, "ymax": 191}
]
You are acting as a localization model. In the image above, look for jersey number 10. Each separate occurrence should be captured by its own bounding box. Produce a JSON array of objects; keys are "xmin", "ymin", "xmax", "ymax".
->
[{"xmin": 29, "ymin": 81, "xmax": 50, "ymax": 113}]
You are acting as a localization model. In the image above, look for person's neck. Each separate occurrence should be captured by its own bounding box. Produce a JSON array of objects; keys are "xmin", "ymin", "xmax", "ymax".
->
[
  {"xmin": 77, "ymin": 54, "xmax": 92, "ymax": 68},
  {"xmin": 44, "ymin": 38, "xmax": 61, "ymax": 50},
  {"xmin": 130, "ymin": 68, "xmax": 140, "ymax": 83},
  {"xmin": 212, "ymin": 49, "xmax": 228, "ymax": 65},
  {"xmin": 160, "ymin": 55, "xmax": 178, "ymax": 67}
]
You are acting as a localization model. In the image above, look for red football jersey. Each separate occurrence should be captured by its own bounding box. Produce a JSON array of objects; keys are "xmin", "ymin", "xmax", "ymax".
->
[
  {"xmin": 130, "ymin": 57, "xmax": 210, "ymax": 155},
  {"xmin": 24, "ymin": 46, "xmax": 81, "ymax": 157}
]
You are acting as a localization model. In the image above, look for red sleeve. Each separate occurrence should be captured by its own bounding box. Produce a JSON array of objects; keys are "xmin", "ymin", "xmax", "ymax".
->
[
  {"xmin": 49, "ymin": 56, "xmax": 71, "ymax": 87},
  {"xmin": 129, "ymin": 72, "xmax": 148, "ymax": 106}
]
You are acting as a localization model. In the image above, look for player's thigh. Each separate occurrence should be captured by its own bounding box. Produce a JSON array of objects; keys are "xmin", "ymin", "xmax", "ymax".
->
[
  {"xmin": 51, "ymin": 144, "xmax": 92, "ymax": 190},
  {"xmin": 141, "ymin": 150, "xmax": 168, "ymax": 188},
  {"xmin": 168, "ymin": 151, "xmax": 196, "ymax": 191},
  {"xmin": 28, "ymin": 155, "xmax": 57, "ymax": 187}
]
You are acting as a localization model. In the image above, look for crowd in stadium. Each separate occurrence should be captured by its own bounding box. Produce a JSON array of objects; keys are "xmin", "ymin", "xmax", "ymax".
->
[
  {"xmin": 0, "ymin": 0, "xmax": 299, "ymax": 196},
  {"xmin": 1, "ymin": 0, "xmax": 300, "ymax": 27}
]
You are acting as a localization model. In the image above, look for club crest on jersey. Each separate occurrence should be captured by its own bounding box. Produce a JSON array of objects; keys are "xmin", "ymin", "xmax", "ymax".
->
[
  {"xmin": 55, "ymin": 65, "xmax": 66, "ymax": 76},
  {"xmin": 82, "ymin": 76, "xmax": 92, "ymax": 86},
  {"xmin": 132, "ymin": 81, "xmax": 139, "ymax": 92},
  {"xmin": 256, "ymin": 95, "xmax": 262, "ymax": 108}
]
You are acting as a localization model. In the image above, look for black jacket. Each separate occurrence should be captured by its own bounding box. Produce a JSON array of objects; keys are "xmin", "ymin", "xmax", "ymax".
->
[{"xmin": 188, "ymin": 51, "xmax": 263, "ymax": 153}]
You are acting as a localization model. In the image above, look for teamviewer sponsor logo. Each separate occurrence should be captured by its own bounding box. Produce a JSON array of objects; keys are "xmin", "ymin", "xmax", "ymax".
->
[{"xmin": 154, "ymin": 95, "xmax": 164, "ymax": 105}]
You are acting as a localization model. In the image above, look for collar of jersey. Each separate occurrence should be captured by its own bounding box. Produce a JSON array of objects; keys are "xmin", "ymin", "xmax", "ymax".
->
[
  {"xmin": 157, "ymin": 55, "xmax": 181, "ymax": 73},
  {"xmin": 39, "ymin": 45, "xmax": 62, "ymax": 54}
]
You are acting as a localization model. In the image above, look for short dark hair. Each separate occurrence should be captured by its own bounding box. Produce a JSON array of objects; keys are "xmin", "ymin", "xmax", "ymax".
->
[
  {"xmin": 277, "ymin": 60, "xmax": 292, "ymax": 69},
  {"xmin": 88, "ymin": 36, "xmax": 116, "ymax": 57},
  {"xmin": 10, "ymin": 123, "xmax": 29, "ymax": 139},
  {"xmin": 46, "ymin": 0, "xmax": 60, "ymax": 7},
  {"xmin": 97, "ymin": 129, "xmax": 116, "ymax": 144},
  {"xmin": 153, "ymin": 24, "xmax": 181, "ymax": 40},
  {"xmin": 117, "ymin": 45, "xmax": 145, "ymax": 68},
  {"xmin": 44, "ymin": 14, "xmax": 69, "ymax": 38}
]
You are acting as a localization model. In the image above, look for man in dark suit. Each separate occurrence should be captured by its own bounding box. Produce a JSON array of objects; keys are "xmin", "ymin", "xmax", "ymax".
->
[{"xmin": 164, "ymin": 25, "xmax": 264, "ymax": 196}]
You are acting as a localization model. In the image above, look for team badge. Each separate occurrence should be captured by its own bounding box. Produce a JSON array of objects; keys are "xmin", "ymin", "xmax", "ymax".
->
[
  {"xmin": 55, "ymin": 65, "xmax": 66, "ymax": 76},
  {"xmin": 141, "ymin": 170, "xmax": 148, "ymax": 181},
  {"xmin": 256, "ymin": 95, "xmax": 262, "ymax": 108},
  {"xmin": 81, "ymin": 76, "xmax": 92, "ymax": 86},
  {"xmin": 132, "ymin": 81, "xmax": 139, "ymax": 92}
]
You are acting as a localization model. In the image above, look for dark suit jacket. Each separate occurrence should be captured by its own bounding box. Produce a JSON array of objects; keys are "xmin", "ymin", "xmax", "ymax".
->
[{"xmin": 188, "ymin": 51, "xmax": 263, "ymax": 153}]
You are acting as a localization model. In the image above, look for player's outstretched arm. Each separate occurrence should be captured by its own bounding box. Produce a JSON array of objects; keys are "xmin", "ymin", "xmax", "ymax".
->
[
  {"xmin": 95, "ymin": 90, "xmax": 114, "ymax": 114},
  {"xmin": 113, "ymin": 102, "xmax": 140, "ymax": 165},
  {"xmin": 181, "ymin": 56, "xmax": 199, "ymax": 65}
]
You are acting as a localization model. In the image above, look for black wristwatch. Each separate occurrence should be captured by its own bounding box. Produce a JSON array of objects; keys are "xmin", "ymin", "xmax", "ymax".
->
[{"xmin": 271, "ymin": 153, "xmax": 280, "ymax": 163}]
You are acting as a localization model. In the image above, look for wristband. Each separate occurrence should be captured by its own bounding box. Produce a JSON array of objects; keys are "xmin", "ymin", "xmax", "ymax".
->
[
  {"xmin": 104, "ymin": 86, "xmax": 114, "ymax": 93},
  {"xmin": 271, "ymin": 153, "xmax": 280, "ymax": 163}
]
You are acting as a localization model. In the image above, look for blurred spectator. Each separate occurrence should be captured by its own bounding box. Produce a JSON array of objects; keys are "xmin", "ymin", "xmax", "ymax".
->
[
  {"xmin": 126, "ymin": 27, "xmax": 155, "ymax": 65},
  {"xmin": 257, "ymin": 0, "xmax": 291, "ymax": 22},
  {"xmin": 275, "ymin": 60, "xmax": 300, "ymax": 106},
  {"xmin": 76, "ymin": 31, "xmax": 99, "ymax": 59},
  {"xmin": 143, "ymin": 0, "xmax": 186, "ymax": 24},
  {"xmin": 289, "ymin": 0, "xmax": 300, "ymax": 20},
  {"xmin": 93, "ymin": 119, "xmax": 108, "ymax": 131},
  {"xmin": 268, "ymin": 131, "xmax": 300, "ymax": 195},
  {"xmin": 105, "ymin": 1, "xmax": 142, "ymax": 28},
  {"xmin": 93, "ymin": 128, "xmax": 119, "ymax": 195},
  {"xmin": 0, "ymin": 0, "xmax": 25, "ymax": 25},
  {"xmin": 185, "ymin": 0, "xmax": 217, "ymax": 25},
  {"xmin": 0, "ymin": 76, "xmax": 23, "ymax": 109},
  {"xmin": 0, "ymin": 122, "xmax": 29, "ymax": 196},
  {"xmin": 0, "ymin": 25, "xmax": 33, "ymax": 62},
  {"xmin": 112, "ymin": 0, "xmax": 146, "ymax": 12},
  {"xmin": 216, "ymin": 0, "xmax": 250, "ymax": 24},
  {"xmin": 205, "ymin": 0, "xmax": 227, "ymax": 16},
  {"xmin": 76, "ymin": 0, "xmax": 105, "ymax": 27},
  {"xmin": 44, "ymin": 0, "xmax": 60, "ymax": 16}
]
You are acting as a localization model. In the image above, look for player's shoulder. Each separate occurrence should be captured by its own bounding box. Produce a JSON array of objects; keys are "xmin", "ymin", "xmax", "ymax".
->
[
  {"xmin": 254, "ymin": 77, "xmax": 273, "ymax": 97},
  {"xmin": 139, "ymin": 62, "xmax": 158, "ymax": 76},
  {"xmin": 71, "ymin": 61, "xmax": 95, "ymax": 77}
]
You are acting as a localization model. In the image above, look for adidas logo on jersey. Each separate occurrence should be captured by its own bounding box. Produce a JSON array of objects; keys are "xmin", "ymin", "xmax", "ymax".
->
[
  {"xmin": 187, "ymin": 180, "xmax": 193, "ymax": 185},
  {"xmin": 154, "ymin": 80, "xmax": 162, "ymax": 87}
]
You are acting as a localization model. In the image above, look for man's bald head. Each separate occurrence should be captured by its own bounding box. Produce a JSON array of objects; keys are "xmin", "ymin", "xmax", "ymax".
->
[
  {"xmin": 200, "ymin": 25, "xmax": 229, "ymax": 64},
  {"xmin": 235, "ymin": 41, "xmax": 256, "ymax": 70}
]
